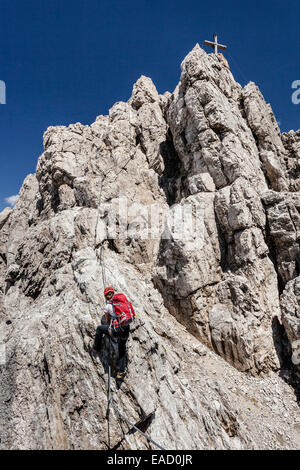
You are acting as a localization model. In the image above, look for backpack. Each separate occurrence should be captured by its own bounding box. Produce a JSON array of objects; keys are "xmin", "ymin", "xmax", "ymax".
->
[{"xmin": 111, "ymin": 293, "xmax": 135, "ymax": 328}]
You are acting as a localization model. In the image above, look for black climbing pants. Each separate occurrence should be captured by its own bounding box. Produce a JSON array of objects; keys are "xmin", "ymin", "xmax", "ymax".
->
[
  {"xmin": 93, "ymin": 322, "xmax": 131, "ymax": 371},
  {"xmin": 93, "ymin": 324, "xmax": 111, "ymax": 351}
]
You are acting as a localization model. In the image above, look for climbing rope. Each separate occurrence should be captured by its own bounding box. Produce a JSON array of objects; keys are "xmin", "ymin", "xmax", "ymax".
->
[
  {"xmin": 226, "ymin": 52, "xmax": 249, "ymax": 85},
  {"xmin": 110, "ymin": 401, "xmax": 165, "ymax": 450},
  {"xmin": 95, "ymin": 148, "xmax": 133, "ymax": 287},
  {"xmin": 91, "ymin": 106, "xmax": 166, "ymax": 451},
  {"xmin": 94, "ymin": 107, "xmax": 136, "ymax": 287},
  {"xmin": 106, "ymin": 337, "xmax": 112, "ymax": 420},
  {"xmin": 105, "ymin": 333, "xmax": 165, "ymax": 450},
  {"xmin": 102, "ymin": 53, "xmax": 245, "ymax": 450}
]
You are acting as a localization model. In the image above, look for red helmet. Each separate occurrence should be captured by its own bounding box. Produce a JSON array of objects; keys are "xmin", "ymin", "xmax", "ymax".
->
[{"xmin": 104, "ymin": 286, "xmax": 115, "ymax": 296}]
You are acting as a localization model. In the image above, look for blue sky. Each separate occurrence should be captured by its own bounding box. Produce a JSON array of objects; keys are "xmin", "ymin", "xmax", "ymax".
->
[{"xmin": 0, "ymin": 0, "xmax": 299, "ymax": 212}]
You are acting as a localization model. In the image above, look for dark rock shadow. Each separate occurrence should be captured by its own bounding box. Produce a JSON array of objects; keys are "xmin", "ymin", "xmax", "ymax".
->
[
  {"xmin": 158, "ymin": 129, "xmax": 182, "ymax": 206},
  {"xmin": 4, "ymin": 281, "xmax": 12, "ymax": 295},
  {"xmin": 272, "ymin": 316, "xmax": 300, "ymax": 408},
  {"xmin": 0, "ymin": 342, "xmax": 18, "ymax": 449}
]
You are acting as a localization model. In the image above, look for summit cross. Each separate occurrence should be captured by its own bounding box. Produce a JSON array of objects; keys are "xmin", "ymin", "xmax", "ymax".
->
[{"xmin": 204, "ymin": 33, "xmax": 227, "ymax": 54}]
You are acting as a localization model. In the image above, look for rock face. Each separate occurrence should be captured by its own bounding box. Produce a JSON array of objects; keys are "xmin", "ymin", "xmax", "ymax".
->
[{"xmin": 0, "ymin": 44, "xmax": 299, "ymax": 450}]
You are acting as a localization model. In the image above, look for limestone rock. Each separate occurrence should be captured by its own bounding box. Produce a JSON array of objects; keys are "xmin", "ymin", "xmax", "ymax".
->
[
  {"xmin": 0, "ymin": 44, "xmax": 300, "ymax": 450},
  {"xmin": 0, "ymin": 208, "xmax": 12, "ymax": 230},
  {"xmin": 242, "ymin": 82, "xmax": 289, "ymax": 191},
  {"xmin": 262, "ymin": 191, "xmax": 300, "ymax": 284},
  {"xmin": 281, "ymin": 130, "xmax": 300, "ymax": 191},
  {"xmin": 281, "ymin": 276, "xmax": 300, "ymax": 377}
]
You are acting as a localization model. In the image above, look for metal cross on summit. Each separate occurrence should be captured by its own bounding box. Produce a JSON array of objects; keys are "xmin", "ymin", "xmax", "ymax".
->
[{"xmin": 204, "ymin": 33, "xmax": 227, "ymax": 54}]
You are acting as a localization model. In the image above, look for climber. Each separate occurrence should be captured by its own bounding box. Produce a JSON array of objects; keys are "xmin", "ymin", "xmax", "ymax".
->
[{"xmin": 92, "ymin": 286, "xmax": 135, "ymax": 379}]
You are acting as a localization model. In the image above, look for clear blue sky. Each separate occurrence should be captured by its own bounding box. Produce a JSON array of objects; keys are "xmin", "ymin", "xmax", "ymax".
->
[{"xmin": 0, "ymin": 0, "xmax": 299, "ymax": 212}]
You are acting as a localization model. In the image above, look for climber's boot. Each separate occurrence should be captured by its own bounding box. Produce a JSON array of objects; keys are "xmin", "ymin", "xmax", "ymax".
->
[
  {"xmin": 90, "ymin": 339, "xmax": 101, "ymax": 355},
  {"xmin": 116, "ymin": 356, "xmax": 127, "ymax": 381},
  {"xmin": 116, "ymin": 370, "xmax": 125, "ymax": 379}
]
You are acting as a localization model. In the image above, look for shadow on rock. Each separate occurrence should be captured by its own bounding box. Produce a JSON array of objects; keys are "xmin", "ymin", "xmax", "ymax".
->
[{"xmin": 272, "ymin": 316, "xmax": 300, "ymax": 408}]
